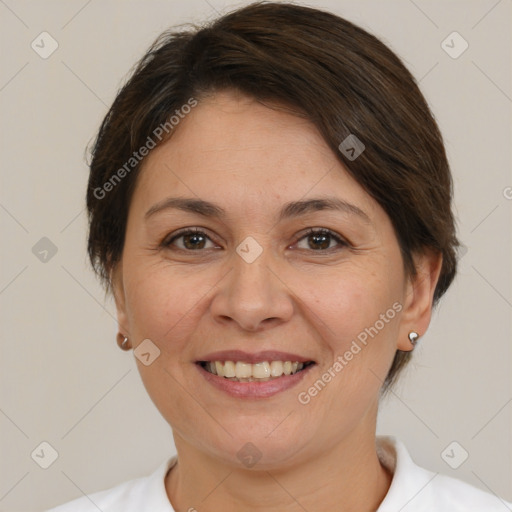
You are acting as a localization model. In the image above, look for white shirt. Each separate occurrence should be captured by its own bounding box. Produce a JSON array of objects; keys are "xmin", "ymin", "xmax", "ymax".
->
[{"xmin": 46, "ymin": 436, "xmax": 511, "ymax": 511}]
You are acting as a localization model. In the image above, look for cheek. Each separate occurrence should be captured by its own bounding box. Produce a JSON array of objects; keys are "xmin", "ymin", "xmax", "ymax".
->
[
  {"xmin": 125, "ymin": 257, "xmax": 223, "ymax": 371},
  {"xmin": 122, "ymin": 263, "xmax": 216, "ymax": 426},
  {"xmin": 124, "ymin": 261, "xmax": 213, "ymax": 349},
  {"xmin": 303, "ymin": 263, "xmax": 401, "ymax": 342},
  {"xmin": 299, "ymin": 264, "xmax": 402, "ymax": 395}
]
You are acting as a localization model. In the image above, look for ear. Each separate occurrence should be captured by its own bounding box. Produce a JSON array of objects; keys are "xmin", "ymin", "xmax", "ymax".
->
[
  {"xmin": 396, "ymin": 248, "xmax": 443, "ymax": 351},
  {"xmin": 111, "ymin": 263, "xmax": 130, "ymax": 339}
]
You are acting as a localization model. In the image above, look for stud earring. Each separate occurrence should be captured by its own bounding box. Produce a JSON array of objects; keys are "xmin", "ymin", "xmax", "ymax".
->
[
  {"xmin": 117, "ymin": 333, "xmax": 132, "ymax": 351},
  {"xmin": 408, "ymin": 331, "xmax": 419, "ymax": 348}
]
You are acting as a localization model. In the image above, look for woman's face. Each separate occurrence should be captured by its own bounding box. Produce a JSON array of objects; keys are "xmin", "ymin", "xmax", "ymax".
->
[{"xmin": 113, "ymin": 90, "xmax": 436, "ymax": 468}]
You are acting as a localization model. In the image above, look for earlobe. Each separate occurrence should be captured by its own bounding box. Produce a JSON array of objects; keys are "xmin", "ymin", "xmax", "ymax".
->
[{"xmin": 397, "ymin": 248, "xmax": 443, "ymax": 351}]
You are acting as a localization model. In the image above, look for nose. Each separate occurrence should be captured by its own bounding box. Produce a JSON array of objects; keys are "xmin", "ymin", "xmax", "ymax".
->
[{"xmin": 209, "ymin": 245, "xmax": 294, "ymax": 332}]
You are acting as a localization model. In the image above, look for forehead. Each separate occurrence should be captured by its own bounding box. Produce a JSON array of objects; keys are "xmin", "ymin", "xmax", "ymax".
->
[{"xmin": 132, "ymin": 91, "xmax": 379, "ymax": 222}]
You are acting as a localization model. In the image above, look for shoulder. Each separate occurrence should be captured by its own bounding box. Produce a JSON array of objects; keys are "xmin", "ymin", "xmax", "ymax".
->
[
  {"xmin": 376, "ymin": 436, "xmax": 512, "ymax": 512},
  {"xmin": 45, "ymin": 476, "xmax": 148, "ymax": 512},
  {"xmin": 45, "ymin": 457, "xmax": 176, "ymax": 512},
  {"xmin": 429, "ymin": 472, "xmax": 512, "ymax": 511}
]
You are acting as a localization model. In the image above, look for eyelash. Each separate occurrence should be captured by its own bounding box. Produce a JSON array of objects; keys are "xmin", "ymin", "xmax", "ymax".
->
[{"xmin": 162, "ymin": 227, "xmax": 348, "ymax": 253}]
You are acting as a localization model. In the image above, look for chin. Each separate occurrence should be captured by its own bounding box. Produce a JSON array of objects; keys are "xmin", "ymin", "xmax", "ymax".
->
[{"xmin": 202, "ymin": 419, "xmax": 314, "ymax": 470}]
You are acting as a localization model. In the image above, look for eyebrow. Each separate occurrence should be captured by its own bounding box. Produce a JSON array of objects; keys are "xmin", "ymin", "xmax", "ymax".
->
[{"xmin": 144, "ymin": 196, "xmax": 372, "ymax": 224}]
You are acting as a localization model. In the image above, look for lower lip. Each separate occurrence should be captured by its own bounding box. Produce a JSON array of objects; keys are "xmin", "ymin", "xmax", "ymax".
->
[{"xmin": 196, "ymin": 363, "xmax": 315, "ymax": 399}]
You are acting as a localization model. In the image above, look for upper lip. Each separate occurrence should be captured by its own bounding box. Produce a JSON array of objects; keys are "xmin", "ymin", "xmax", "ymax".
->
[{"xmin": 196, "ymin": 350, "xmax": 315, "ymax": 364}]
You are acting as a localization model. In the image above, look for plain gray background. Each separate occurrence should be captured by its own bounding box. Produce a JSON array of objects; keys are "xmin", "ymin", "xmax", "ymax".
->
[{"xmin": 0, "ymin": 0, "xmax": 511, "ymax": 510}]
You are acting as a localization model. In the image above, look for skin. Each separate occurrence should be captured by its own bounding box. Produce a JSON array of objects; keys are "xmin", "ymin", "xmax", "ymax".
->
[{"xmin": 112, "ymin": 90, "xmax": 442, "ymax": 512}]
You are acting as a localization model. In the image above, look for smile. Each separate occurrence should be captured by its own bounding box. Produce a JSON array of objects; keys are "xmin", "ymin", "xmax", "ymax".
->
[{"xmin": 199, "ymin": 360, "xmax": 315, "ymax": 381}]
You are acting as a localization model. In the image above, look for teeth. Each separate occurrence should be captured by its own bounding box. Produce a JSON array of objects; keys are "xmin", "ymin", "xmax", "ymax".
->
[
  {"xmin": 235, "ymin": 361, "xmax": 252, "ymax": 379},
  {"xmin": 223, "ymin": 360, "xmax": 236, "ymax": 378},
  {"xmin": 203, "ymin": 360, "xmax": 306, "ymax": 380},
  {"xmin": 253, "ymin": 362, "xmax": 271, "ymax": 379},
  {"xmin": 270, "ymin": 361, "xmax": 283, "ymax": 377}
]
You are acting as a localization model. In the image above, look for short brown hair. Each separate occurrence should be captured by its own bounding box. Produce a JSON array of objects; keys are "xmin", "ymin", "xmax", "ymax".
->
[{"xmin": 86, "ymin": 1, "xmax": 460, "ymax": 391}]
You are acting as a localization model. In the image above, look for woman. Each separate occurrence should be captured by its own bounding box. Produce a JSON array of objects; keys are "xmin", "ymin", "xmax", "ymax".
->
[{"xmin": 47, "ymin": 2, "xmax": 511, "ymax": 511}]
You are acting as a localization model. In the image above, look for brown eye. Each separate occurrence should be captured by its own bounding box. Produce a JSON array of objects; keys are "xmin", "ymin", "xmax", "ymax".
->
[
  {"xmin": 296, "ymin": 228, "xmax": 347, "ymax": 251},
  {"xmin": 164, "ymin": 229, "xmax": 216, "ymax": 251}
]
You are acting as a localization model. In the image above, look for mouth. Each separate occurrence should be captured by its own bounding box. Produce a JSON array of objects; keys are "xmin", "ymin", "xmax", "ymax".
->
[
  {"xmin": 197, "ymin": 360, "xmax": 316, "ymax": 382},
  {"xmin": 195, "ymin": 350, "xmax": 317, "ymax": 400},
  {"xmin": 195, "ymin": 351, "xmax": 317, "ymax": 398}
]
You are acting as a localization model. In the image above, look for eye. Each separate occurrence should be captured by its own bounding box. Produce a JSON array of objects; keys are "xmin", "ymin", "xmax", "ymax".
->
[
  {"xmin": 163, "ymin": 228, "xmax": 218, "ymax": 251},
  {"xmin": 162, "ymin": 227, "xmax": 347, "ymax": 253},
  {"xmin": 295, "ymin": 228, "xmax": 347, "ymax": 251}
]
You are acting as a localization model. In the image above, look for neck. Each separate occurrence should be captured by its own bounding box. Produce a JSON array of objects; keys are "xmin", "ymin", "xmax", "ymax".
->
[{"xmin": 165, "ymin": 422, "xmax": 393, "ymax": 512}]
